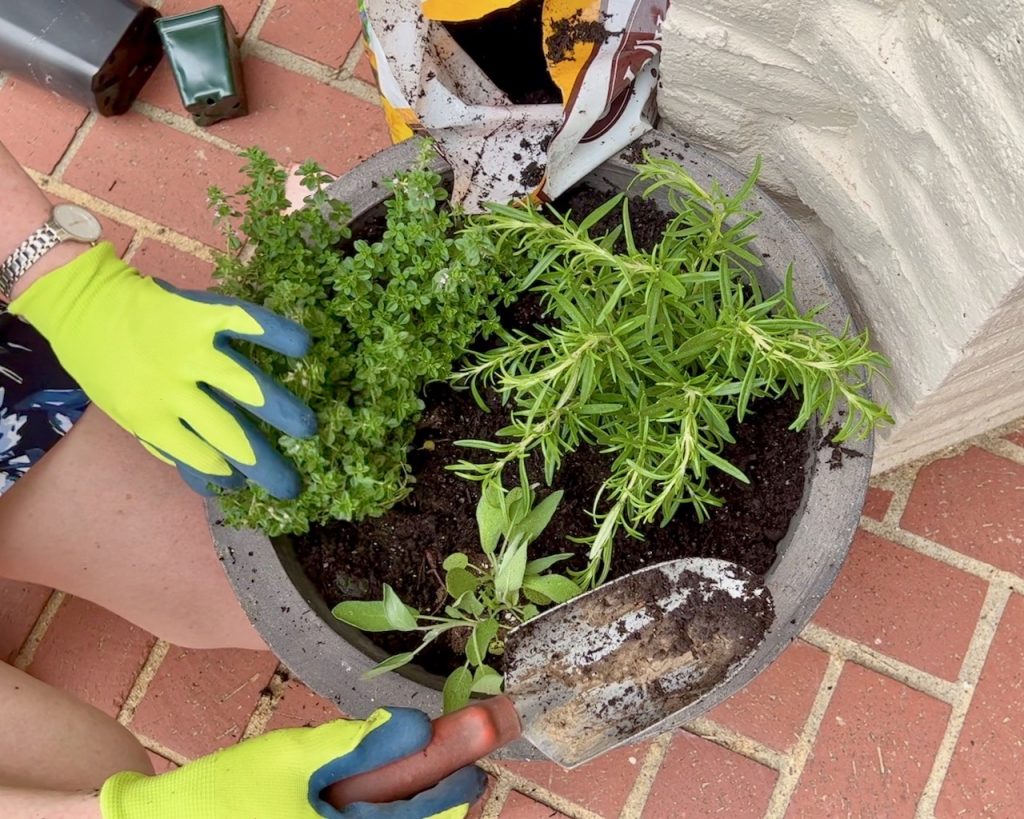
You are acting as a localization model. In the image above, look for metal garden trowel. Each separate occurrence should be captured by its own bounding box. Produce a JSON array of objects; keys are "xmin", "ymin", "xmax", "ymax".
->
[{"xmin": 326, "ymin": 557, "xmax": 773, "ymax": 808}]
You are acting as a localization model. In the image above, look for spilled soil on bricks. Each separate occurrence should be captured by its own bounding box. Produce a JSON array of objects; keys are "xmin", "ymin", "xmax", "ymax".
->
[{"xmin": 293, "ymin": 186, "xmax": 810, "ymax": 676}]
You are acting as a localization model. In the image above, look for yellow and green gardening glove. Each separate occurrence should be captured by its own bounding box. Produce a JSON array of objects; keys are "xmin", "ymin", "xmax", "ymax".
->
[
  {"xmin": 8, "ymin": 242, "xmax": 317, "ymax": 499},
  {"xmin": 100, "ymin": 707, "xmax": 486, "ymax": 819}
]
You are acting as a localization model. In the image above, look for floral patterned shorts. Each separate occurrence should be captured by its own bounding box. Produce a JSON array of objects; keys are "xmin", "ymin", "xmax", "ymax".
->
[{"xmin": 0, "ymin": 312, "xmax": 90, "ymax": 497}]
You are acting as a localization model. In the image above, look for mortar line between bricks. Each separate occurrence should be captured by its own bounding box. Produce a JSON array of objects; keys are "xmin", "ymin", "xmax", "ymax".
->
[
  {"xmin": 242, "ymin": 667, "xmax": 291, "ymax": 738},
  {"xmin": 244, "ymin": 0, "xmax": 278, "ymax": 41},
  {"xmin": 860, "ymin": 517, "xmax": 1024, "ymax": 593},
  {"xmin": 50, "ymin": 111, "xmax": 98, "ymax": 180},
  {"xmin": 478, "ymin": 776, "xmax": 513, "ymax": 819},
  {"xmin": 800, "ymin": 623, "xmax": 960, "ymax": 703},
  {"xmin": 243, "ymin": 39, "xmax": 380, "ymax": 105},
  {"xmin": 132, "ymin": 101, "xmax": 247, "ymax": 156},
  {"xmin": 684, "ymin": 717, "xmax": 787, "ymax": 772},
  {"xmin": 134, "ymin": 732, "xmax": 189, "ymax": 767},
  {"xmin": 764, "ymin": 655, "xmax": 844, "ymax": 817},
  {"xmin": 11, "ymin": 590, "xmax": 65, "ymax": 670},
  {"xmin": 478, "ymin": 760, "xmax": 602, "ymax": 819},
  {"xmin": 869, "ymin": 461, "xmax": 920, "ymax": 526},
  {"xmin": 340, "ymin": 34, "xmax": 369, "ymax": 76},
  {"xmin": 121, "ymin": 231, "xmax": 147, "ymax": 265},
  {"xmin": 977, "ymin": 436, "xmax": 1024, "ymax": 467},
  {"xmin": 116, "ymin": 640, "xmax": 169, "ymax": 725},
  {"xmin": 618, "ymin": 732, "xmax": 672, "ymax": 818},
  {"xmin": 26, "ymin": 169, "xmax": 216, "ymax": 260},
  {"xmin": 915, "ymin": 582, "xmax": 1014, "ymax": 818}
]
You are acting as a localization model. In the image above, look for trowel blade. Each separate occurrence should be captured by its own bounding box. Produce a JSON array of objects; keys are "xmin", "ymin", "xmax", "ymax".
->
[{"xmin": 504, "ymin": 558, "xmax": 773, "ymax": 768}]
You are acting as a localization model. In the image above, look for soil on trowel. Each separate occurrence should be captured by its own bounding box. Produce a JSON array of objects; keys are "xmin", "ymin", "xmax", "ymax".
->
[
  {"xmin": 294, "ymin": 185, "xmax": 810, "ymax": 676},
  {"xmin": 503, "ymin": 564, "xmax": 774, "ymax": 755}
]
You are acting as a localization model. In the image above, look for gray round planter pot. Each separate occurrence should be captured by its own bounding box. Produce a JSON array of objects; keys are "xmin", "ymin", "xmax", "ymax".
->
[{"xmin": 207, "ymin": 131, "xmax": 873, "ymax": 760}]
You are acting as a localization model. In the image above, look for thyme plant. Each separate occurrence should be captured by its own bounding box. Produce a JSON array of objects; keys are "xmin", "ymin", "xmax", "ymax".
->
[
  {"xmin": 450, "ymin": 156, "xmax": 891, "ymax": 588},
  {"xmin": 209, "ymin": 147, "xmax": 516, "ymax": 535}
]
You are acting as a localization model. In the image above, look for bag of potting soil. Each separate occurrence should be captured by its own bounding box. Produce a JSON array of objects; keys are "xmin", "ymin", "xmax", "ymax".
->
[{"xmin": 358, "ymin": 0, "xmax": 668, "ymax": 211}]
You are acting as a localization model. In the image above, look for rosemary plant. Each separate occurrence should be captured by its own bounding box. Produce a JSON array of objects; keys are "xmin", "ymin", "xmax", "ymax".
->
[{"xmin": 450, "ymin": 156, "xmax": 891, "ymax": 588}]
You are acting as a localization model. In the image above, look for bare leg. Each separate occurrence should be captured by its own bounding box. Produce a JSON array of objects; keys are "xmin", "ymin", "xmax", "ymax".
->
[
  {"xmin": 0, "ymin": 660, "xmax": 153, "ymax": 790},
  {"xmin": 0, "ymin": 406, "xmax": 266, "ymax": 651}
]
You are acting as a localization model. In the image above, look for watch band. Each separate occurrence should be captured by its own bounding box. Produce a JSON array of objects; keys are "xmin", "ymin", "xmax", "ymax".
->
[{"xmin": 0, "ymin": 223, "xmax": 61, "ymax": 302}]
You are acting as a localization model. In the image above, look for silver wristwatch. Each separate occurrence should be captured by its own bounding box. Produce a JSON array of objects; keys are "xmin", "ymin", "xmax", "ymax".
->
[{"xmin": 0, "ymin": 204, "xmax": 104, "ymax": 302}]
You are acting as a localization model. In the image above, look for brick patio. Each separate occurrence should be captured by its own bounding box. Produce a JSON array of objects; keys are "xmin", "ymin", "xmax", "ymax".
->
[{"xmin": 1, "ymin": 2, "xmax": 1023, "ymax": 816}]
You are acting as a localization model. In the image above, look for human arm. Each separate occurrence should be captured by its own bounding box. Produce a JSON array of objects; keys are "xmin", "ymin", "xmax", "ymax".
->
[
  {"xmin": 0, "ymin": 141, "xmax": 86, "ymax": 299},
  {"xmin": 0, "ymin": 786, "xmax": 101, "ymax": 819},
  {"xmin": 0, "ymin": 708, "xmax": 485, "ymax": 819}
]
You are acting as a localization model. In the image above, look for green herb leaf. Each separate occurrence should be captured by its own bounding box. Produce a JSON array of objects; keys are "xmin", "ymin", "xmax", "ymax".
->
[
  {"xmin": 363, "ymin": 652, "xmax": 416, "ymax": 679},
  {"xmin": 442, "ymin": 553, "xmax": 469, "ymax": 571},
  {"xmin": 333, "ymin": 599, "xmax": 418, "ymax": 632},
  {"xmin": 383, "ymin": 584, "xmax": 419, "ymax": 631},
  {"xmin": 510, "ymin": 490, "xmax": 563, "ymax": 544},
  {"xmin": 446, "ymin": 567, "xmax": 480, "ymax": 598},
  {"xmin": 466, "ymin": 618, "xmax": 500, "ymax": 665},
  {"xmin": 522, "ymin": 574, "xmax": 582, "ymax": 604},
  {"xmin": 495, "ymin": 540, "xmax": 529, "ymax": 601},
  {"xmin": 471, "ymin": 664, "xmax": 505, "ymax": 695},
  {"xmin": 443, "ymin": 666, "xmax": 474, "ymax": 713}
]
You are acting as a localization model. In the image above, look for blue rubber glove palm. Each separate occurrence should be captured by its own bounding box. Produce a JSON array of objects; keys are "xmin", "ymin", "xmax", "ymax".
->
[
  {"xmin": 100, "ymin": 708, "xmax": 486, "ymax": 819},
  {"xmin": 8, "ymin": 242, "xmax": 316, "ymax": 499}
]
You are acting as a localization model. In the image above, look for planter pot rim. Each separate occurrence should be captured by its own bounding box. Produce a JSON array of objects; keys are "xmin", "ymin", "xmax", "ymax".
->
[{"xmin": 207, "ymin": 130, "xmax": 873, "ymax": 760}]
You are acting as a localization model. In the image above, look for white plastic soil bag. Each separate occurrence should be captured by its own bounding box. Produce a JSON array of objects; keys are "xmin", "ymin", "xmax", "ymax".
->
[{"xmin": 358, "ymin": 0, "xmax": 669, "ymax": 210}]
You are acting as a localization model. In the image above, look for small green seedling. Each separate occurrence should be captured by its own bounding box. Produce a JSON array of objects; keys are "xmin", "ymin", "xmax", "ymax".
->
[{"xmin": 333, "ymin": 477, "xmax": 581, "ymax": 712}]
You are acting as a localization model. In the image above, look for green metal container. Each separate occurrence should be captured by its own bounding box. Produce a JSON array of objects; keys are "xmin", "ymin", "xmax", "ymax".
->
[{"xmin": 155, "ymin": 6, "xmax": 247, "ymax": 127}]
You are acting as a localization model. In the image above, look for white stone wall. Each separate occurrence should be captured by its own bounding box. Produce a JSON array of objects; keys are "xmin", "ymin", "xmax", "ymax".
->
[{"xmin": 658, "ymin": 1, "xmax": 1024, "ymax": 470}]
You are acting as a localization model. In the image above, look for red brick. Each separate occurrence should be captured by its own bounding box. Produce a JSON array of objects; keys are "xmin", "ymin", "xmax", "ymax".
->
[
  {"xmin": 260, "ymin": 0, "xmax": 363, "ymax": 68},
  {"xmin": 707, "ymin": 640, "xmax": 829, "ymax": 752},
  {"xmin": 265, "ymin": 679, "xmax": 342, "ymax": 732},
  {"xmin": 0, "ymin": 76, "xmax": 88, "ymax": 173},
  {"xmin": 937, "ymin": 593, "xmax": 1024, "ymax": 817},
  {"xmin": 644, "ymin": 732, "xmax": 776, "ymax": 818},
  {"xmin": 813, "ymin": 530, "xmax": 986, "ymax": 680},
  {"xmin": 901, "ymin": 447, "xmax": 1024, "ymax": 576},
  {"xmin": 27, "ymin": 596, "xmax": 156, "ymax": 717},
  {"xmin": 789, "ymin": 663, "xmax": 949, "ymax": 818},
  {"xmin": 160, "ymin": 0, "xmax": 262, "ymax": 36},
  {"xmin": 203, "ymin": 58, "xmax": 390, "ymax": 174},
  {"xmin": 131, "ymin": 239, "xmax": 216, "ymax": 291},
  {"xmin": 0, "ymin": 579, "xmax": 51, "ymax": 663},
  {"xmin": 64, "ymin": 113, "xmax": 244, "ymax": 246},
  {"xmin": 500, "ymin": 791, "xmax": 571, "ymax": 818},
  {"xmin": 499, "ymin": 743, "xmax": 644, "ymax": 817},
  {"xmin": 862, "ymin": 486, "xmax": 894, "ymax": 521},
  {"xmin": 129, "ymin": 646, "xmax": 277, "ymax": 759},
  {"xmin": 1006, "ymin": 429, "xmax": 1024, "ymax": 448},
  {"xmin": 146, "ymin": 751, "xmax": 178, "ymax": 775}
]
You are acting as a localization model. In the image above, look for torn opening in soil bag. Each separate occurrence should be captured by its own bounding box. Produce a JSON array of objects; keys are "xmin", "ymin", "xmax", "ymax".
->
[{"xmin": 359, "ymin": 0, "xmax": 668, "ymax": 211}]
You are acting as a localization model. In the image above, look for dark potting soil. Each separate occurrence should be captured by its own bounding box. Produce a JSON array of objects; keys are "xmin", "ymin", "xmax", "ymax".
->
[
  {"xmin": 444, "ymin": 0, "xmax": 561, "ymax": 105},
  {"xmin": 293, "ymin": 184, "xmax": 810, "ymax": 674},
  {"xmin": 544, "ymin": 10, "xmax": 616, "ymax": 65}
]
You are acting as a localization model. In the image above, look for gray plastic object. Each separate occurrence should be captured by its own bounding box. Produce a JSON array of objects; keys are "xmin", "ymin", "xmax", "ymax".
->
[
  {"xmin": 206, "ymin": 131, "xmax": 874, "ymax": 761},
  {"xmin": 0, "ymin": 0, "xmax": 162, "ymax": 116}
]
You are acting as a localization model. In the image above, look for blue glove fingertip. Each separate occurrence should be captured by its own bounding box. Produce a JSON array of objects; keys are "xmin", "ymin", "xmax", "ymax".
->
[
  {"xmin": 337, "ymin": 766, "xmax": 488, "ymax": 819},
  {"xmin": 309, "ymin": 708, "xmax": 433, "ymax": 813}
]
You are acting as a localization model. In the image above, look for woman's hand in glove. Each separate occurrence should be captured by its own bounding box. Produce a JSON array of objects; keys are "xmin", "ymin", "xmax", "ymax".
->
[
  {"xmin": 100, "ymin": 707, "xmax": 487, "ymax": 819},
  {"xmin": 8, "ymin": 242, "xmax": 316, "ymax": 499}
]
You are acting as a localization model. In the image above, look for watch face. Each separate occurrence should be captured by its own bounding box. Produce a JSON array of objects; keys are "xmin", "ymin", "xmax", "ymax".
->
[{"xmin": 52, "ymin": 203, "xmax": 103, "ymax": 242}]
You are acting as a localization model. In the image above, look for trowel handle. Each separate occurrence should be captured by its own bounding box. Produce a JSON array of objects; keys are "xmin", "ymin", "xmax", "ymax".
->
[{"xmin": 325, "ymin": 695, "xmax": 522, "ymax": 808}]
